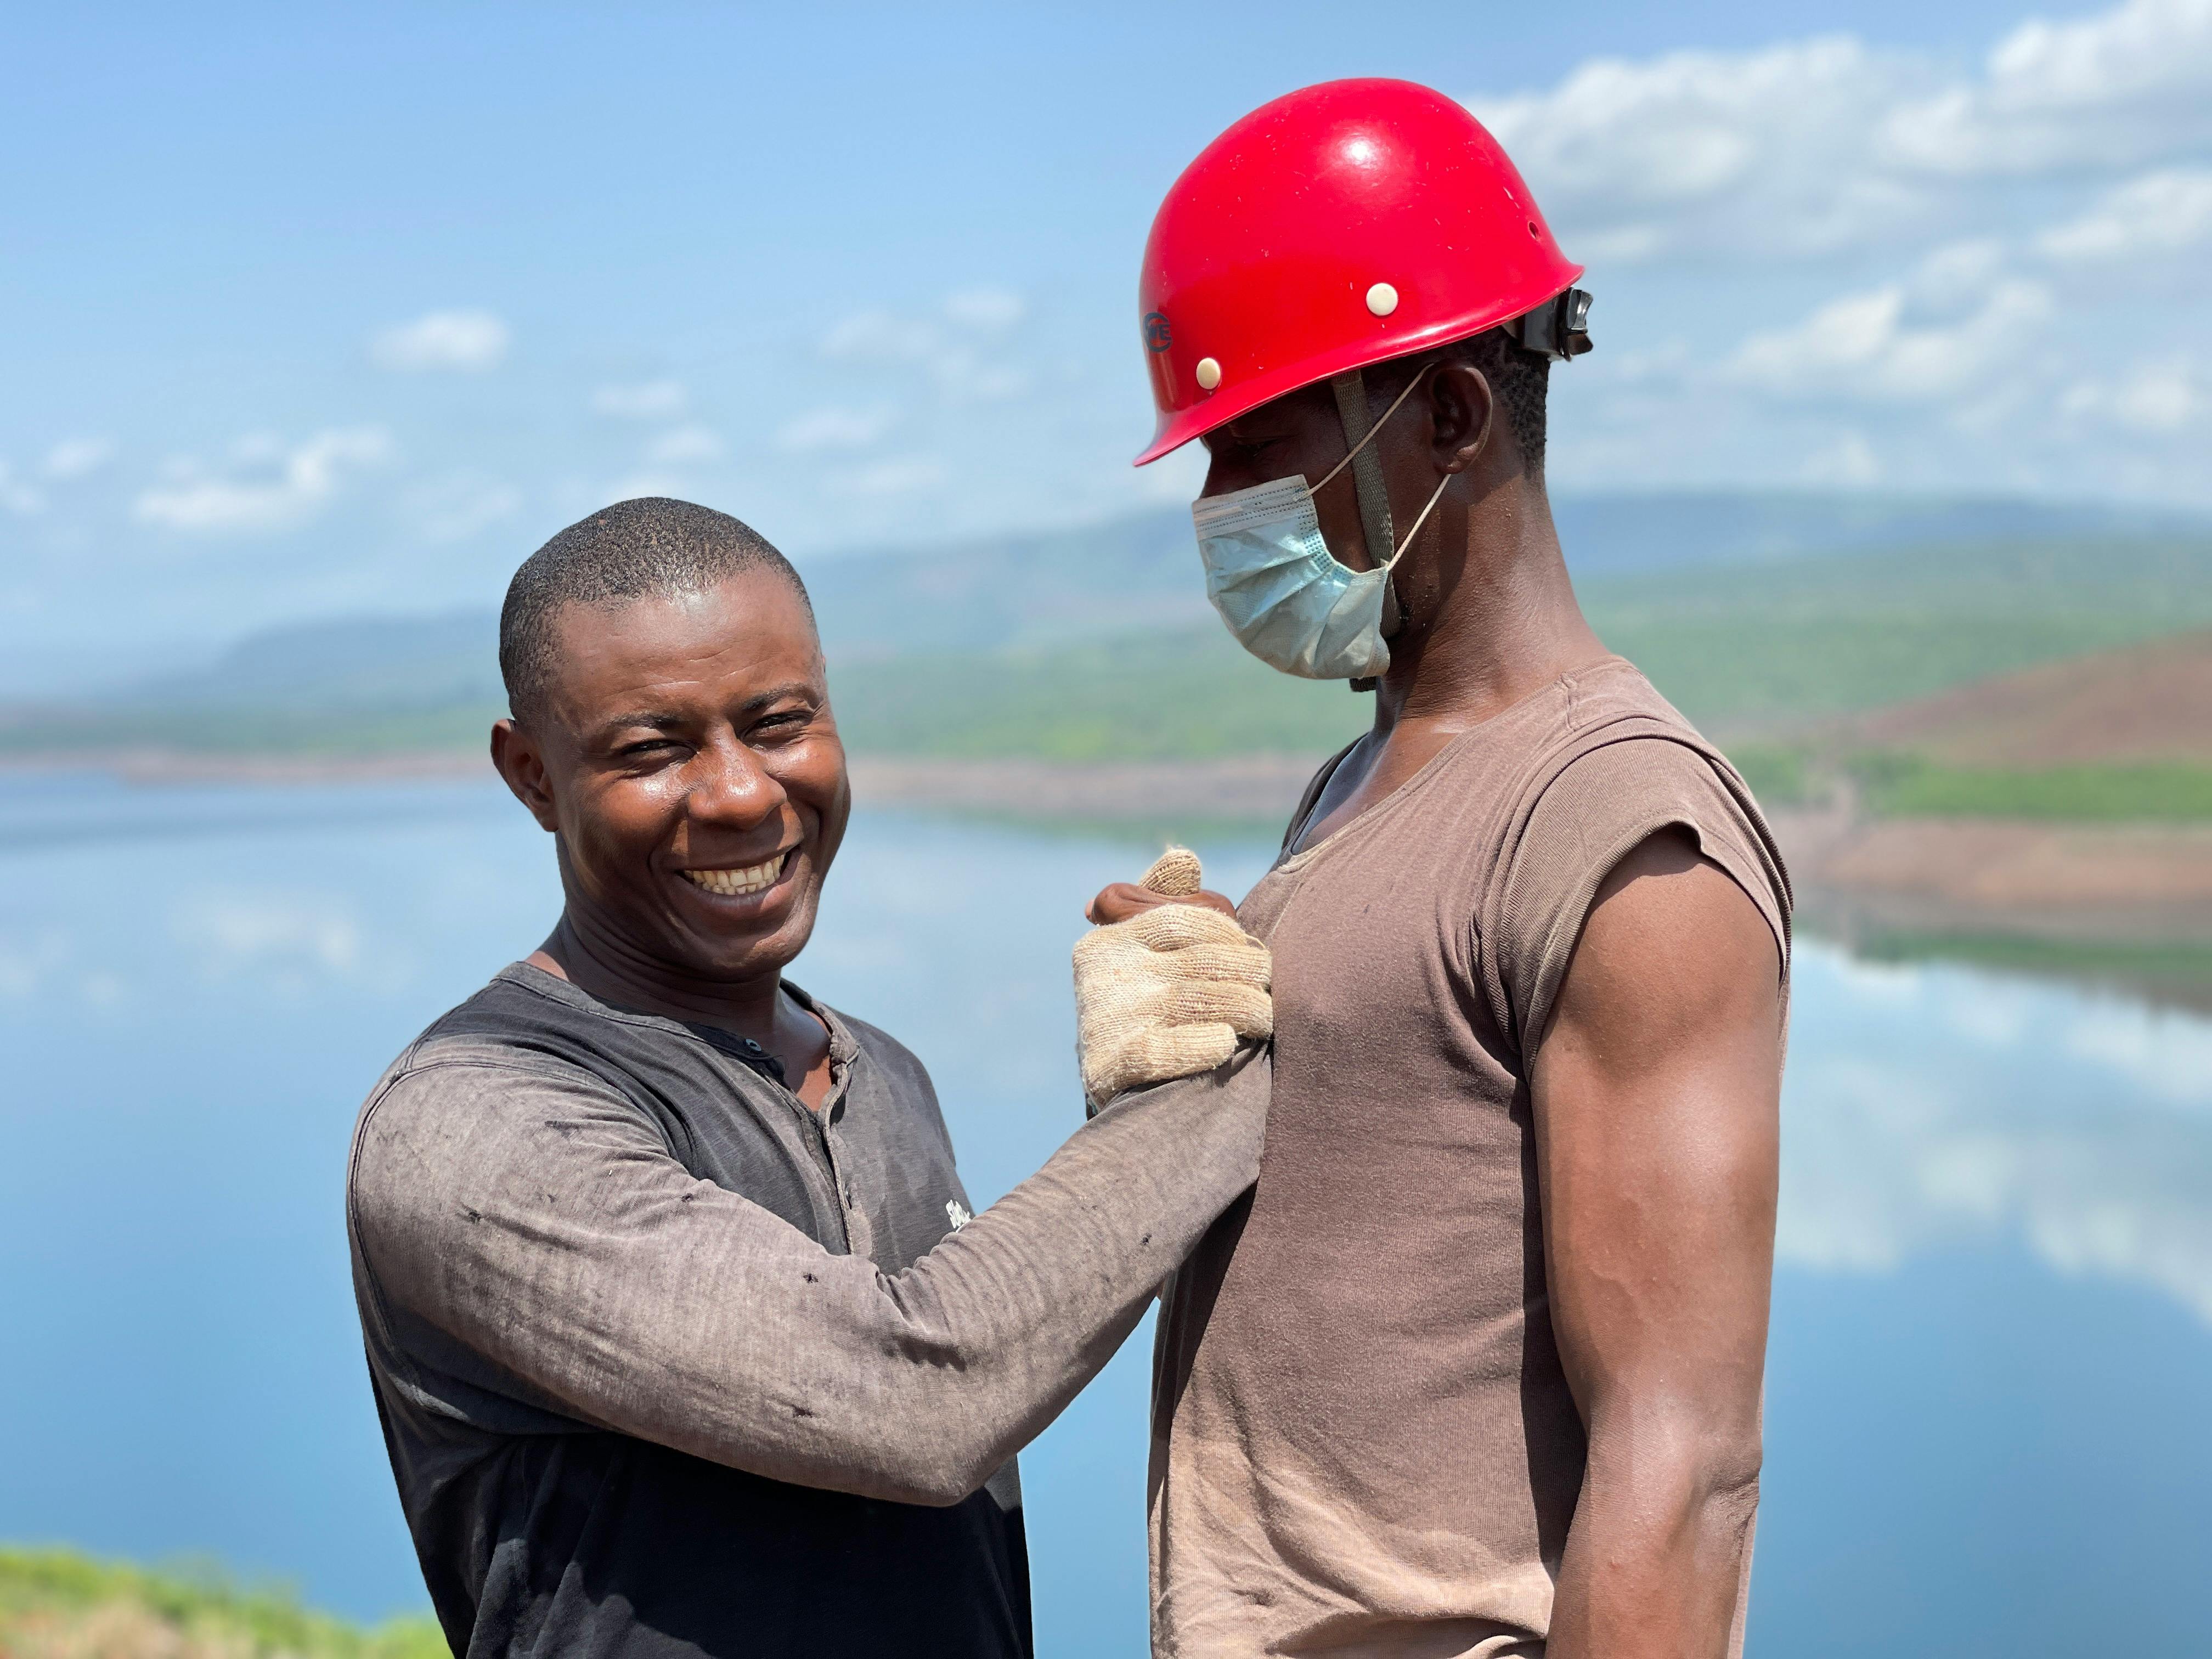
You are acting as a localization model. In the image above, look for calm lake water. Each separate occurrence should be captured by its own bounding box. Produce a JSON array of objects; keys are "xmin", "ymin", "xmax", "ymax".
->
[{"xmin": 2, "ymin": 770, "xmax": 2208, "ymax": 1655}]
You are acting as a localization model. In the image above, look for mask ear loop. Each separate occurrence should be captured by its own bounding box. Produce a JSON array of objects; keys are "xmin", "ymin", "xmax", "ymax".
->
[
  {"xmin": 1313, "ymin": 368, "xmax": 1453, "ymax": 573},
  {"xmin": 1329, "ymin": 371, "xmax": 1396, "ymax": 572},
  {"xmin": 1383, "ymin": 472, "xmax": 1452, "ymax": 571},
  {"xmin": 1313, "ymin": 369, "xmax": 1429, "ymax": 494},
  {"xmin": 1317, "ymin": 368, "xmax": 1440, "ymax": 693}
]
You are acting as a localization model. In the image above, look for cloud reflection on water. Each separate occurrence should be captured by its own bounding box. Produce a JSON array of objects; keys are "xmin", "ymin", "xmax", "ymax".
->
[
  {"xmin": 5, "ymin": 778, "xmax": 2209, "ymax": 1335},
  {"xmin": 1782, "ymin": 942, "xmax": 2212, "ymax": 1323}
]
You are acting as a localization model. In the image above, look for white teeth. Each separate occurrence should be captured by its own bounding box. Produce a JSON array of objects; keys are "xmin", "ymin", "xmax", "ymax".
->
[{"xmin": 680, "ymin": 853, "xmax": 788, "ymax": 897}]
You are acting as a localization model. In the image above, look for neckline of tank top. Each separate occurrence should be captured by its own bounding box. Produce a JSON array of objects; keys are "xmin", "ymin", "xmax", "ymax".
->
[{"xmin": 1274, "ymin": 654, "xmax": 1634, "ymax": 874}]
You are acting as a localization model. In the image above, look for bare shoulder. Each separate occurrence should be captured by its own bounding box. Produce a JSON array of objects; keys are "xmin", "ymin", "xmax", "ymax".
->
[{"xmin": 1545, "ymin": 828, "xmax": 1783, "ymax": 1054}]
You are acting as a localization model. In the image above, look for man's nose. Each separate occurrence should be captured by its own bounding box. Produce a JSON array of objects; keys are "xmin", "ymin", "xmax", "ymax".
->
[{"xmin": 687, "ymin": 735, "xmax": 788, "ymax": 829}]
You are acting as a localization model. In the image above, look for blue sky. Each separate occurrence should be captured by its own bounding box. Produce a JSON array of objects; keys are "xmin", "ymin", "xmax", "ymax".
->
[{"xmin": 5, "ymin": 1, "xmax": 2211, "ymax": 687}]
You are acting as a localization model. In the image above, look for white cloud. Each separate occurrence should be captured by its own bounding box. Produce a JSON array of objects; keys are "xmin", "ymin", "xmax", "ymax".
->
[
  {"xmin": 1780, "ymin": 946, "xmax": 2212, "ymax": 1324},
  {"xmin": 851, "ymin": 457, "xmax": 945, "ymax": 496},
  {"xmin": 1482, "ymin": 4, "xmax": 2212, "ymax": 504},
  {"xmin": 2063, "ymin": 361, "xmax": 2207, "ymax": 431},
  {"xmin": 370, "ymin": 309, "xmax": 511, "ymax": 373},
  {"xmin": 1473, "ymin": 36, "xmax": 1934, "ymax": 263},
  {"xmin": 1802, "ymin": 430, "xmax": 1883, "ymax": 486},
  {"xmin": 944, "ymin": 287, "xmax": 1026, "ymax": 331},
  {"xmin": 42, "ymin": 437, "xmax": 114, "ymax": 480},
  {"xmin": 2064, "ymin": 1002, "xmax": 2212, "ymax": 1105},
  {"xmin": 0, "ymin": 929, "xmax": 67, "ymax": 998},
  {"xmin": 404, "ymin": 472, "xmax": 523, "ymax": 543},
  {"xmin": 821, "ymin": 300, "xmax": 1032, "ymax": 404},
  {"xmin": 2039, "ymin": 166, "xmax": 2212, "ymax": 261},
  {"xmin": 0, "ymin": 927, "xmax": 126, "ymax": 1005},
  {"xmin": 171, "ymin": 891, "xmax": 362, "ymax": 985},
  {"xmin": 134, "ymin": 426, "xmax": 392, "ymax": 534},
  {"xmin": 823, "ymin": 309, "xmax": 939, "ymax": 363},
  {"xmin": 1729, "ymin": 274, "xmax": 2054, "ymax": 402},
  {"xmin": 643, "ymin": 424, "xmax": 725, "ymax": 466},
  {"xmin": 1883, "ymin": 0, "xmax": 2212, "ymax": 176},
  {"xmin": 0, "ymin": 461, "xmax": 45, "ymax": 516},
  {"xmin": 1473, "ymin": 1, "xmax": 2212, "ymax": 270},
  {"xmin": 776, "ymin": 405, "xmax": 896, "ymax": 453},
  {"xmin": 593, "ymin": 378, "xmax": 689, "ymax": 420}
]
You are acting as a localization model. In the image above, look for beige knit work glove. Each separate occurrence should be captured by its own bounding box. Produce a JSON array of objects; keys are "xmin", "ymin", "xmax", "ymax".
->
[{"xmin": 1072, "ymin": 848, "xmax": 1272, "ymax": 1112}]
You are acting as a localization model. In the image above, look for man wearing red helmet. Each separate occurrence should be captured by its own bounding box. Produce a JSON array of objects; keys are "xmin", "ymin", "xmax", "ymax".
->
[{"xmin": 1100, "ymin": 80, "xmax": 1792, "ymax": 1658}]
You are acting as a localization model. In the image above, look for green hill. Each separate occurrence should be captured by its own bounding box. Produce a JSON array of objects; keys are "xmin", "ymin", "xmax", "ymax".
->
[
  {"xmin": 7, "ymin": 529, "xmax": 2211, "ymax": 786},
  {"xmin": 1586, "ymin": 535, "xmax": 2212, "ymax": 731},
  {"xmin": 0, "ymin": 1548, "xmax": 442, "ymax": 1659},
  {"xmin": 827, "ymin": 533, "xmax": 2212, "ymax": 761}
]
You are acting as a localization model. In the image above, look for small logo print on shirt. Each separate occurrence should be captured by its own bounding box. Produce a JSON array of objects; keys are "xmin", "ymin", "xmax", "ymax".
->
[{"xmin": 945, "ymin": 1200, "xmax": 974, "ymax": 1232}]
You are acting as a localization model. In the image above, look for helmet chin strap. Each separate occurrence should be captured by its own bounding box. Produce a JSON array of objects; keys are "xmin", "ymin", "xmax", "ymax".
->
[
  {"xmin": 1330, "ymin": 368, "xmax": 1407, "ymax": 693},
  {"xmin": 1329, "ymin": 370, "xmax": 1397, "ymax": 579}
]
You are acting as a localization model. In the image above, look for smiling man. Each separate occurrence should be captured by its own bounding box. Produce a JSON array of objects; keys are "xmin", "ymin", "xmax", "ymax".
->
[{"xmin": 346, "ymin": 497, "xmax": 1271, "ymax": 1658}]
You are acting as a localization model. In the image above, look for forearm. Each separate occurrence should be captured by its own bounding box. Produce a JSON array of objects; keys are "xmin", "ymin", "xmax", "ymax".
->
[
  {"xmin": 356, "ymin": 1048, "xmax": 1269, "ymax": 1505},
  {"xmin": 809, "ymin": 1045, "xmax": 1271, "ymax": 1498},
  {"xmin": 1548, "ymin": 1406, "xmax": 1762, "ymax": 1659}
]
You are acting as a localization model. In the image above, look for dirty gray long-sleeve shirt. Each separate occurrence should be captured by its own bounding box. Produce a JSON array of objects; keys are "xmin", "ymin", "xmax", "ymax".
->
[{"xmin": 346, "ymin": 961, "xmax": 1268, "ymax": 1659}]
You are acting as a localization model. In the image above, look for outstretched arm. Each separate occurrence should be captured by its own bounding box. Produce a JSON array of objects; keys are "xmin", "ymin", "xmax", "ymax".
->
[
  {"xmin": 352, "ymin": 1044, "xmax": 1267, "ymax": 1509},
  {"xmin": 1531, "ymin": 829, "xmax": 1783, "ymax": 1658}
]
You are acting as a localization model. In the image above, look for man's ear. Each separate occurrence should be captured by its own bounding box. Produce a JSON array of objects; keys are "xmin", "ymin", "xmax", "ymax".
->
[
  {"xmin": 490, "ymin": 718, "xmax": 560, "ymax": 833},
  {"xmin": 1427, "ymin": 360, "xmax": 1495, "ymax": 477}
]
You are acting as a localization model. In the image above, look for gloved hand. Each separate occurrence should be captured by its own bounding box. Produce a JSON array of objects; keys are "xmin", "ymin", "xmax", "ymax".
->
[{"xmin": 1072, "ymin": 847, "xmax": 1272, "ymax": 1112}]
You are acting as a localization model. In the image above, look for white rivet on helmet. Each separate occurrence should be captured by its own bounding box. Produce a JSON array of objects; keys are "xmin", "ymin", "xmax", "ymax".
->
[
  {"xmin": 1366, "ymin": 283, "xmax": 1399, "ymax": 317},
  {"xmin": 1195, "ymin": 356, "xmax": 1222, "ymax": 391}
]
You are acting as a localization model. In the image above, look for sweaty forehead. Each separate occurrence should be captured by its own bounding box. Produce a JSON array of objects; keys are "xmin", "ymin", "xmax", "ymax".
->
[{"xmin": 542, "ymin": 572, "xmax": 821, "ymax": 720}]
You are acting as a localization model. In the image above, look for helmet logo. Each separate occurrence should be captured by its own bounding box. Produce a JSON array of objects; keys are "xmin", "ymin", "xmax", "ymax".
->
[{"xmin": 1143, "ymin": 312, "xmax": 1174, "ymax": 352}]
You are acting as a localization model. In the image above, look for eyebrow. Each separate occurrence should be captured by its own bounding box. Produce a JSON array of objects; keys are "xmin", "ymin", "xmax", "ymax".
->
[
  {"xmin": 589, "ymin": 711, "xmax": 687, "ymax": 742},
  {"xmin": 584, "ymin": 681, "xmax": 820, "ymax": 746}
]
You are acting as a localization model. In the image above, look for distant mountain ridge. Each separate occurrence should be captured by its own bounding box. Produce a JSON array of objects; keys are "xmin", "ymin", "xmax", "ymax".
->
[{"xmin": 81, "ymin": 489, "xmax": 2211, "ymax": 710}]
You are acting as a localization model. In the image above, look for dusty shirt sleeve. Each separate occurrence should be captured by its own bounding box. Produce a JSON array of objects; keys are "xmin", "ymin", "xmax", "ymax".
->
[
  {"xmin": 1485, "ymin": 735, "xmax": 1792, "ymax": 1053},
  {"xmin": 348, "ymin": 1044, "xmax": 1267, "ymax": 1508}
]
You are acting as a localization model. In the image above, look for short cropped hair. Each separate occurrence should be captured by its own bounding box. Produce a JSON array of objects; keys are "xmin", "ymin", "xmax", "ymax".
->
[
  {"xmin": 499, "ymin": 496, "xmax": 811, "ymax": 723},
  {"xmin": 1370, "ymin": 325, "xmax": 1553, "ymax": 474}
]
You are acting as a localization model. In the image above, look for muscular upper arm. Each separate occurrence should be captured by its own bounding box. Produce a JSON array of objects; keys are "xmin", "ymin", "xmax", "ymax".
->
[{"xmin": 1528, "ymin": 829, "xmax": 1782, "ymax": 1458}]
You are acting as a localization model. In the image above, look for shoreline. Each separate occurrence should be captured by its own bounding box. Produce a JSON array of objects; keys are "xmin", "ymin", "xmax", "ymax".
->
[{"xmin": 9, "ymin": 749, "xmax": 2210, "ymax": 972}]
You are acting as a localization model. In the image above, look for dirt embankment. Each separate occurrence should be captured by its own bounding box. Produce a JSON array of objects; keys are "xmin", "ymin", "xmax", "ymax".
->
[
  {"xmin": 21, "ymin": 631, "xmax": 2211, "ymax": 956},
  {"xmin": 853, "ymin": 757, "xmax": 2212, "ymax": 943},
  {"xmin": 850, "ymin": 754, "xmax": 1323, "ymax": 826},
  {"xmin": 1835, "ymin": 628, "xmax": 2212, "ymax": 765},
  {"xmin": 1772, "ymin": 631, "xmax": 2212, "ymax": 946},
  {"xmin": 1770, "ymin": 804, "xmax": 2212, "ymax": 944},
  {"xmin": 27, "ymin": 746, "xmax": 2202, "ymax": 949}
]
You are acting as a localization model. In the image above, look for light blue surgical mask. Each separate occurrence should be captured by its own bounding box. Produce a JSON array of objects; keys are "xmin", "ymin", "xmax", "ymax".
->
[{"xmin": 1191, "ymin": 370, "xmax": 1452, "ymax": 682}]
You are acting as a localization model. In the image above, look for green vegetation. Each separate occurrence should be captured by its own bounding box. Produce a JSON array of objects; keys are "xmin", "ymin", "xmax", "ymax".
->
[
  {"xmin": 0, "ymin": 1548, "xmax": 444, "ymax": 1658},
  {"xmin": 1592, "ymin": 611, "xmax": 2174, "ymax": 729},
  {"xmin": 830, "ymin": 628, "xmax": 1367, "ymax": 761},
  {"xmin": 838, "ymin": 534, "xmax": 2212, "ymax": 763},
  {"xmin": 7, "ymin": 534, "xmax": 2211, "ymax": 826},
  {"xmin": 1717, "ymin": 743, "xmax": 1818, "ymax": 808},
  {"xmin": 1853, "ymin": 755, "xmax": 2212, "ymax": 822},
  {"xmin": 1580, "ymin": 533, "xmax": 2212, "ymax": 727}
]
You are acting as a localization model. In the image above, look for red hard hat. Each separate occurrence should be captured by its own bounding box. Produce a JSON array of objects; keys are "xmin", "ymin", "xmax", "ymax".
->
[{"xmin": 1134, "ymin": 78, "xmax": 1584, "ymax": 466}]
